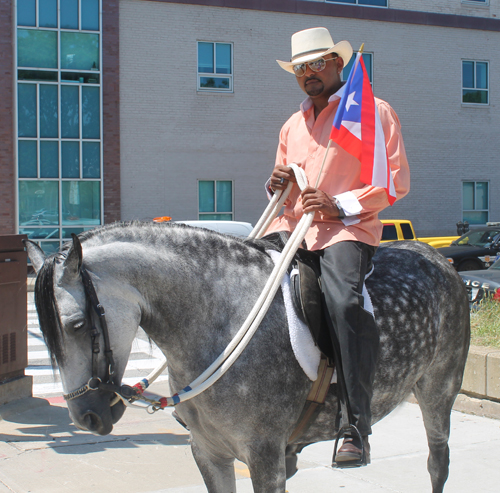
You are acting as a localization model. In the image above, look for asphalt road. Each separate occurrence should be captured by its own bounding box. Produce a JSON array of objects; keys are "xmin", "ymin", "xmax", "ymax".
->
[{"xmin": 1, "ymin": 379, "xmax": 499, "ymax": 493}]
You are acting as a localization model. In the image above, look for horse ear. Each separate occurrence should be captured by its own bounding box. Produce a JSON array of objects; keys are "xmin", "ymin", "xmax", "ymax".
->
[
  {"xmin": 24, "ymin": 240, "xmax": 46, "ymax": 274},
  {"xmin": 62, "ymin": 233, "xmax": 83, "ymax": 279}
]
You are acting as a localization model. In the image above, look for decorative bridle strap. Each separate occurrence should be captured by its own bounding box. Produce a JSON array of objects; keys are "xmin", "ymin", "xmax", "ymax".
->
[
  {"xmin": 63, "ymin": 266, "xmax": 138, "ymax": 402},
  {"xmin": 80, "ymin": 267, "xmax": 115, "ymax": 382}
]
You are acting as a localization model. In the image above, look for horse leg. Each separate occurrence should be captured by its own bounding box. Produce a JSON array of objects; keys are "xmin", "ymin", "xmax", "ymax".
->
[
  {"xmin": 246, "ymin": 442, "xmax": 287, "ymax": 493},
  {"xmin": 190, "ymin": 439, "xmax": 236, "ymax": 493},
  {"xmin": 413, "ymin": 372, "xmax": 461, "ymax": 493},
  {"xmin": 285, "ymin": 443, "xmax": 310, "ymax": 479}
]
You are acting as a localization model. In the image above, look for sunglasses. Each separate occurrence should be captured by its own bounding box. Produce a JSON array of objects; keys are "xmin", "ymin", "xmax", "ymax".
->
[{"xmin": 293, "ymin": 57, "xmax": 338, "ymax": 77}]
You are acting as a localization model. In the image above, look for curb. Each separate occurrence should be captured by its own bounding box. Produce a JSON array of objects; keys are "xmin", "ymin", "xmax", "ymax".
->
[
  {"xmin": 462, "ymin": 345, "xmax": 500, "ymax": 402},
  {"xmin": 406, "ymin": 393, "xmax": 500, "ymax": 420},
  {"xmin": 453, "ymin": 393, "xmax": 500, "ymax": 420}
]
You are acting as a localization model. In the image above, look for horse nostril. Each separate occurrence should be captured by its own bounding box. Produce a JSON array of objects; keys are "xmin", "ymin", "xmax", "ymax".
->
[{"xmin": 83, "ymin": 411, "xmax": 102, "ymax": 432}]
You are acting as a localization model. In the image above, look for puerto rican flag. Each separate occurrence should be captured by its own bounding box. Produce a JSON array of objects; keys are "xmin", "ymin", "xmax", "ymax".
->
[{"xmin": 330, "ymin": 52, "xmax": 396, "ymax": 205}]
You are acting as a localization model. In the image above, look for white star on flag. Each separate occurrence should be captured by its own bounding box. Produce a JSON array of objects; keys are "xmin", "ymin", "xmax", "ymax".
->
[{"xmin": 345, "ymin": 91, "xmax": 359, "ymax": 111}]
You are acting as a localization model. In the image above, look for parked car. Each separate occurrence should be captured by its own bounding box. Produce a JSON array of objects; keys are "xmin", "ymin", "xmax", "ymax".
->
[
  {"xmin": 437, "ymin": 228, "xmax": 500, "ymax": 271},
  {"xmin": 459, "ymin": 259, "xmax": 500, "ymax": 306},
  {"xmin": 380, "ymin": 220, "xmax": 458, "ymax": 247}
]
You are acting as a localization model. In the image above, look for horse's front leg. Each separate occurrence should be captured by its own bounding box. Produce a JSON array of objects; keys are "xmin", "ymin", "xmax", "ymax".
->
[
  {"xmin": 191, "ymin": 437, "xmax": 236, "ymax": 493},
  {"xmin": 247, "ymin": 442, "xmax": 287, "ymax": 493}
]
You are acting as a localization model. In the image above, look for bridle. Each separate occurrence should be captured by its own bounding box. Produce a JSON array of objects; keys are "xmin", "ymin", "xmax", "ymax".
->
[{"xmin": 63, "ymin": 266, "xmax": 138, "ymax": 402}]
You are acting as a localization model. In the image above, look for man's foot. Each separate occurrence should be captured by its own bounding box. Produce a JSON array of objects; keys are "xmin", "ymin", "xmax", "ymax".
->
[{"xmin": 333, "ymin": 435, "xmax": 370, "ymax": 467}]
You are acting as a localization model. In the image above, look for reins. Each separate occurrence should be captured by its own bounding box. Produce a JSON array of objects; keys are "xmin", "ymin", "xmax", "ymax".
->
[
  {"xmin": 64, "ymin": 164, "xmax": 315, "ymax": 412},
  {"xmin": 129, "ymin": 164, "xmax": 314, "ymax": 411}
]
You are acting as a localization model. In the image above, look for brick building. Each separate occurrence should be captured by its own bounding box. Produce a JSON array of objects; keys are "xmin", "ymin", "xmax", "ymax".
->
[{"xmin": 1, "ymin": 0, "xmax": 499, "ymax": 254}]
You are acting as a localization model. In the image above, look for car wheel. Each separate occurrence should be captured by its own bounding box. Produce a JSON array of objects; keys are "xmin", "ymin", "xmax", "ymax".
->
[{"xmin": 457, "ymin": 259, "xmax": 483, "ymax": 272}]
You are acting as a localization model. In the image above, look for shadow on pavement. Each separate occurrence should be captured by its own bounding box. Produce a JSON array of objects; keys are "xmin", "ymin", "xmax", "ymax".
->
[{"xmin": 0, "ymin": 397, "xmax": 190, "ymax": 455}]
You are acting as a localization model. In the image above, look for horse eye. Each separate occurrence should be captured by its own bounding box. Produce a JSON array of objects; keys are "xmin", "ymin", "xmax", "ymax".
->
[{"xmin": 73, "ymin": 321, "xmax": 86, "ymax": 332}]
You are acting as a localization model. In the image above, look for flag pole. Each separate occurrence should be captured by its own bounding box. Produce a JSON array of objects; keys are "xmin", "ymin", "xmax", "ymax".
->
[
  {"xmin": 314, "ymin": 139, "xmax": 333, "ymax": 188},
  {"xmin": 314, "ymin": 43, "xmax": 364, "ymax": 188}
]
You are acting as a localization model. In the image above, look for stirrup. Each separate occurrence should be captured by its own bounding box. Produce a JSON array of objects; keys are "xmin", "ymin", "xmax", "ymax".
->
[{"xmin": 331, "ymin": 424, "xmax": 368, "ymax": 468}]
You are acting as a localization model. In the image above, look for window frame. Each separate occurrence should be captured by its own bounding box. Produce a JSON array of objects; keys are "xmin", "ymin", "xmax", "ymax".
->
[
  {"xmin": 198, "ymin": 180, "xmax": 234, "ymax": 221},
  {"xmin": 325, "ymin": 0, "xmax": 388, "ymax": 8},
  {"xmin": 197, "ymin": 41, "xmax": 234, "ymax": 93},
  {"xmin": 462, "ymin": 59, "xmax": 489, "ymax": 106},
  {"xmin": 462, "ymin": 181, "xmax": 489, "ymax": 225},
  {"xmin": 15, "ymin": 0, "xmax": 103, "ymax": 255}
]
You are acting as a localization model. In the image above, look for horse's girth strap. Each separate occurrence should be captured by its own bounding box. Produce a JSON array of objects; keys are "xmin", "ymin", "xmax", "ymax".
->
[{"xmin": 288, "ymin": 354, "xmax": 334, "ymax": 444}]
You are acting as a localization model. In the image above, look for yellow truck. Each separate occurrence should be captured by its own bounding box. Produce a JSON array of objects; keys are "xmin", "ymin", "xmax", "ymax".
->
[{"xmin": 381, "ymin": 220, "xmax": 459, "ymax": 248}]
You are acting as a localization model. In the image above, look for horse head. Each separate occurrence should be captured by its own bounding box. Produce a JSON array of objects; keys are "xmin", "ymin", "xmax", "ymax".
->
[{"xmin": 25, "ymin": 235, "xmax": 142, "ymax": 435}]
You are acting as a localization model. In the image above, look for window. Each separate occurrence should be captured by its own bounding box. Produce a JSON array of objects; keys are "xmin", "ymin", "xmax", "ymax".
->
[
  {"xmin": 342, "ymin": 53, "xmax": 373, "ymax": 85},
  {"xmin": 197, "ymin": 42, "xmax": 233, "ymax": 92},
  {"xmin": 462, "ymin": 60, "xmax": 488, "ymax": 104},
  {"xmin": 16, "ymin": 0, "xmax": 102, "ymax": 255},
  {"xmin": 199, "ymin": 181, "xmax": 233, "ymax": 220},
  {"xmin": 400, "ymin": 223, "xmax": 415, "ymax": 240},
  {"xmin": 463, "ymin": 181, "xmax": 489, "ymax": 224},
  {"xmin": 381, "ymin": 224, "xmax": 397, "ymax": 241},
  {"xmin": 326, "ymin": 0, "xmax": 387, "ymax": 6}
]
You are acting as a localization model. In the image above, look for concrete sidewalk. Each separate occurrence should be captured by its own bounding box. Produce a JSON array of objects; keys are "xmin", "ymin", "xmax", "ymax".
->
[{"xmin": 1, "ymin": 380, "xmax": 500, "ymax": 493}]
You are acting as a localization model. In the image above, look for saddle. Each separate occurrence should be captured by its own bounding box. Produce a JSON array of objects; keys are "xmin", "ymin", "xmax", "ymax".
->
[
  {"xmin": 262, "ymin": 231, "xmax": 334, "ymax": 360},
  {"xmin": 263, "ymin": 231, "xmax": 337, "ymax": 455}
]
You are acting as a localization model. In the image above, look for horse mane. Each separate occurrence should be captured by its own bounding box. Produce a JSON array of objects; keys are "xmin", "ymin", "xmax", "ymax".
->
[
  {"xmin": 34, "ymin": 221, "xmax": 272, "ymax": 366},
  {"xmin": 34, "ymin": 254, "xmax": 66, "ymax": 366}
]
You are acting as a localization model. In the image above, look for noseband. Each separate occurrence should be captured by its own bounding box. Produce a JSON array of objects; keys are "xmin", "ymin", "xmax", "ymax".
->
[{"xmin": 63, "ymin": 267, "xmax": 138, "ymax": 402}]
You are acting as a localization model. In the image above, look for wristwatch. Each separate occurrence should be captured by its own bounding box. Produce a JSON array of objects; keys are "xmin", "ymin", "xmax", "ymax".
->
[{"xmin": 334, "ymin": 198, "xmax": 345, "ymax": 219}]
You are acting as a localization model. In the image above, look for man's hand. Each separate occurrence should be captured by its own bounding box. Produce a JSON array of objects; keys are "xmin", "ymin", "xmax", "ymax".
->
[
  {"xmin": 270, "ymin": 165, "xmax": 297, "ymax": 191},
  {"xmin": 301, "ymin": 186, "xmax": 340, "ymax": 218}
]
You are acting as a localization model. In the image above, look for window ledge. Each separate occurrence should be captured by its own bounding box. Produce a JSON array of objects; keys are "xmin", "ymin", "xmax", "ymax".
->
[
  {"xmin": 461, "ymin": 1, "xmax": 490, "ymax": 8},
  {"xmin": 461, "ymin": 103, "xmax": 490, "ymax": 108},
  {"xmin": 325, "ymin": 1, "xmax": 388, "ymax": 8},
  {"xmin": 196, "ymin": 90, "xmax": 235, "ymax": 96}
]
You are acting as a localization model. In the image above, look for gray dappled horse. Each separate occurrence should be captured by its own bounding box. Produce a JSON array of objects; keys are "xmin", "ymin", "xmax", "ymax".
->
[{"xmin": 26, "ymin": 222, "xmax": 470, "ymax": 493}]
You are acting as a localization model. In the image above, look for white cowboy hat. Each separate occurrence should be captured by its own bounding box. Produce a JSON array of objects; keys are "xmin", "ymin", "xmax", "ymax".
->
[{"xmin": 277, "ymin": 27, "xmax": 353, "ymax": 75}]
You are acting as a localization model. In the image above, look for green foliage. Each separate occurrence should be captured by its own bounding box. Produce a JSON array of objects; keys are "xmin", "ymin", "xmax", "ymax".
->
[{"xmin": 470, "ymin": 299, "xmax": 500, "ymax": 348}]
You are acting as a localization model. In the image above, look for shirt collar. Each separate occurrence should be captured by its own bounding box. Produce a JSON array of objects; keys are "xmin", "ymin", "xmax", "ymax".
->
[{"xmin": 299, "ymin": 83, "xmax": 346, "ymax": 114}]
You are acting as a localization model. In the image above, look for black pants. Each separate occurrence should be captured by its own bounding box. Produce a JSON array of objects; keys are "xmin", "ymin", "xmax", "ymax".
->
[{"xmin": 319, "ymin": 241, "xmax": 379, "ymax": 436}]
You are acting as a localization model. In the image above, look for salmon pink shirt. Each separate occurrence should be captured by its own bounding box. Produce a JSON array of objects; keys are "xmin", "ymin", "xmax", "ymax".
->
[{"xmin": 266, "ymin": 85, "xmax": 410, "ymax": 251}]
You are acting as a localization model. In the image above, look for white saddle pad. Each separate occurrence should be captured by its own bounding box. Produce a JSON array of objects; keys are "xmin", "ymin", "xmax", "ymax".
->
[{"xmin": 267, "ymin": 250, "xmax": 374, "ymax": 382}]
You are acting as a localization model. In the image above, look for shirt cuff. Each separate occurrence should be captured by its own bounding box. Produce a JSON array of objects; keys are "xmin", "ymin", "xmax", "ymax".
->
[{"xmin": 334, "ymin": 191, "xmax": 362, "ymax": 226}]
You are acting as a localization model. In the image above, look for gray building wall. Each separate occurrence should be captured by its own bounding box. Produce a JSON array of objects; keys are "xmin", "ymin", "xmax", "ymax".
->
[
  {"xmin": 392, "ymin": 0, "xmax": 499, "ymax": 18},
  {"xmin": 119, "ymin": 0, "xmax": 500, "ymax": 237},
  {"xmin": 310, "ymin": 0, "xmax": 499, "ymax": 18}
]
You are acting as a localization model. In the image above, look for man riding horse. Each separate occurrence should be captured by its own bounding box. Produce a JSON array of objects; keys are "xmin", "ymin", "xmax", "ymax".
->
[{"xmin": 266, "ymin": 27, "xmax": 410, "ymax": 466}]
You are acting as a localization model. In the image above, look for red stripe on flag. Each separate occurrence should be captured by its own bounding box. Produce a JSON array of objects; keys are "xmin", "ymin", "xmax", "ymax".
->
[
  {"xmin": 360, "ymin": 58, "xmax": 375, "ymax": 185},
  {"xmin": 330, "ymin": 125, "xmax": 362, "ymax": 161}
]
